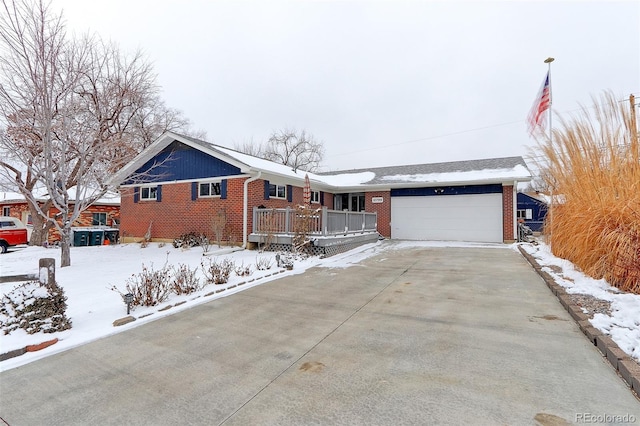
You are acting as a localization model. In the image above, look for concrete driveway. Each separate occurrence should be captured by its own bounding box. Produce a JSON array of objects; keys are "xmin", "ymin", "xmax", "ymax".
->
[{"xmin": 1, "ymin": 244, "xmax": 638, "ymax": 425}]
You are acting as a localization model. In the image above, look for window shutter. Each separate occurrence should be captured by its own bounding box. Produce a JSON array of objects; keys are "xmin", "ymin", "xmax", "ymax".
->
[
  {"xmin": 264, "ymin": 180, "xmax": 270, "ymax": 200},
  {"xmin": 287, "ymin": 185, "xmax": 293, "ymax": 202},
  {"xmin": 221, "ymin": 179, "xmax": 227, "ymax": 199},
  {"xmin": 191, "ymin": 182, "xmax": 198, "ymax": 201},
  {"xmin": 156, "ymin": 185, "xmax": 162, "ymax": 202},
  {"xmin": 320, "ymin": 191, "xmax": 324, "ymax": 205},
  {"xmin": 133, "ymin": 187, "xmax": 140, "ymax": 203}
]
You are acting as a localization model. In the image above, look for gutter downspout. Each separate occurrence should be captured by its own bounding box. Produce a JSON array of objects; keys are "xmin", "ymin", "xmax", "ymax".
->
[{"xmin": 242, "ymin": 171, "xmax": 262, "ymax": 249}]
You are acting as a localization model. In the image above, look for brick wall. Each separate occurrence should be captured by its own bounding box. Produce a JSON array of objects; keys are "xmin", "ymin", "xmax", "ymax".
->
[
  {"xmin": 1, "ymin": 201, "xmax": 120, "ymax": 244},
  {"xmin": 0, "ymin": 202, "xmax": 30, "ymax": 224},
  {"xmin": 502, "ymin": 185, "xmax": 515, "ymax": 242},
  {"xmin": 364, "ymin": 191, "xmax": 391, "ymax": 237},
  {"xmin": 121, "ymin": 178, "xmax": 338, "ymax": 243}
]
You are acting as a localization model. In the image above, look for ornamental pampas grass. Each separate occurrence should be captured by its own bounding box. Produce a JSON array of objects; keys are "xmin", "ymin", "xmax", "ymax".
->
[{"xmin": 534, "ymin": 91, "xmax": 640, "ymax": 294}]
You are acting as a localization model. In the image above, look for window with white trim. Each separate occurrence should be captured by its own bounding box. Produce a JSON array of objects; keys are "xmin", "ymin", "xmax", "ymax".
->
[
  {"xmin": 199, "ymin": 182, "xmax": 222, "ymax": 197},
  {"xmin": 92, "ymin": 212, "xmax": 107, "ymax": 226},
  {"xmin": 269, "ymin": 183, "xmax": 287, "ymax": 199},
  {"xmin": 2, "ymin": 206, "xmax": 10, "ymax": 216},
  {"xmin": 311, "ymin": 190, "xmax": 320, "ymax": 204},
  {"xmin": 141, "ymin": 186, "xmax": 157, "ymax": 200},
  {"xmin": 517, "ymin": 209, "xmax": 533, "ymax": 220}
]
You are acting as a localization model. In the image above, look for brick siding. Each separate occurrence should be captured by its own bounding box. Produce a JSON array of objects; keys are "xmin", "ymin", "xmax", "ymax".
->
[
  {"xmin": 364, "ymin": 191, "xmax": 391, "ymax": 238},
  {"xmin": 502, "ymin": 185, "xmax": 515, "ymax": 242},
  {"xmin": 120, "ymin": 178, "xmax": 338, "ymax": 243},
  {"xmin": 0, "ymin": 201, "xmax": 120, "ymax": 244}
]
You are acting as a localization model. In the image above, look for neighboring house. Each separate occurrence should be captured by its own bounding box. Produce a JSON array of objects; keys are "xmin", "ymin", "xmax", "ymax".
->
[
  {"xmin": 111, "ymin": 132, "xmax": 532, "ymax": 252},
  {"xmin": 516, "ymin": 192, "xmax": 548, "ymax": 232},
  {"xmin": 0, "ymin": 191, "xmax": 120, "ymax": 245}
]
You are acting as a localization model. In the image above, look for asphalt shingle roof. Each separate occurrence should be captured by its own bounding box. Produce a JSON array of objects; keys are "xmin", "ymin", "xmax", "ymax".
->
[{"xmin": 318, "ymin": 156, "xmax": 529, "ymax": 184}]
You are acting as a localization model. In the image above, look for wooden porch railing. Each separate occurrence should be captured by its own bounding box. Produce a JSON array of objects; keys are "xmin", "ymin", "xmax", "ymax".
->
[{"xmin": 252, "ymin": 207, "xmax": 377, "ymax": 237}]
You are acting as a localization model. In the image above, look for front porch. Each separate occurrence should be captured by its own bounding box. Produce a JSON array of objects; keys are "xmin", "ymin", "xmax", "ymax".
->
[{"xmin": 248, "ymin": 207, "xmax": 380, "ymax": 256}]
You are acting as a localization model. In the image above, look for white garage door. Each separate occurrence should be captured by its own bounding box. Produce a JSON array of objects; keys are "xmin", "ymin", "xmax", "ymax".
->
[{"xmin": 391, "ymin": 193, "xmax": 503, "ymax": 242}]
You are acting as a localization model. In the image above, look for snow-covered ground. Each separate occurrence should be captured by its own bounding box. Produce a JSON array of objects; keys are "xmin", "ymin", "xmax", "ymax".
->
[
  {"xmin": 1, "ymin": 240, "xmax": 638, "ymax": 373},
  {"xmin": 0, "ymin": 240, "xmax": 397, "ymax": 371},
  {"xmin": 520, "ymin": 242, "xmax": 640, "ymax": 363}
]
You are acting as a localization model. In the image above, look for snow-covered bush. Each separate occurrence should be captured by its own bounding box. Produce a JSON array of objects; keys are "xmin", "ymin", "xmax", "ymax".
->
[
  {"xmin": 234, "ymin": 262, "xmax": 253, "ymax": 277},
  {"xmin": 276, "ymin": 252, "xmax": 295, "ymax": 270},
  {"xmin": 201, "ymin": 258, "xmax": 235, "ymax": 284},
  {"xmin": 171, "ymin": 263, "xmax": 202, "ymax": 295},
  {"xmin": 111, "ymin": 262, "xmax": 172, "ymax": 307},
  {"xmin": 172, "ymin": 232, "xmax": 203, "ymax": 249},
  {"xmin": 0, "ymin": 280, "xmax": 72, "ymax": 335}
]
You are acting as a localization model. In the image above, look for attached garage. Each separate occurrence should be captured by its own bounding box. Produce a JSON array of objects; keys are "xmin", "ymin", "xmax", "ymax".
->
[{"xmin": 390, "ymin": 188, "xmax": 504, "ymax": 243}]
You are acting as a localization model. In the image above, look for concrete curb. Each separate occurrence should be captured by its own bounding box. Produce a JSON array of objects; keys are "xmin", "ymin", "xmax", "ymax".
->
[{"xmin": 518, "ymin": 245, "xmax": 640, "ymax": 396}]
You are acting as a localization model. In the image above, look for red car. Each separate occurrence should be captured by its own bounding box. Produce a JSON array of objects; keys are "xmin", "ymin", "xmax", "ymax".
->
[{"xmin": 0, "ymin": 216, "xmax": 28, "ymax": 253}]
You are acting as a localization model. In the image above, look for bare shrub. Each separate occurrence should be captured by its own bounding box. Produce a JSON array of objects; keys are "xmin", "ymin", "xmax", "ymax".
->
[
  {"xmin": 201, "ymin": 258, "xmax": 235, "ymax": 285},
  {"xmin": 292, "ymin": 205, "xmax": 320, "ymax": 253},
  {"xmin": 198, "ymin": 234, "xmax": 210, "ymax": 253},
  {"xmin": 212, "ymin": 209, "xmax": 227, "ymax": 247},
  {"xmin": 171, "ymin": 264, "xmax": 202, "ymax": 295},
  {"xmin": 256, "ymin": 256, "xmax": 273, "ymax": 271},
  {"xmin": 111, "ymin": 262, "xmax": 172, "ymax": 307},
  {"xmin": 234, "ymin": 262, "xmax": 253, "ymax": 277}
]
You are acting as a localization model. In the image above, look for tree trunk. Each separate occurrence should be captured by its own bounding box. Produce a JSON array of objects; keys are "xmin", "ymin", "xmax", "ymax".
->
[
  {"xmin": 60, "ymin": 225, "xmax": 72, "ymax": 267},
  {"xmin": 25, "ymin": 200, "xmax": 53, "ymax": 246}
]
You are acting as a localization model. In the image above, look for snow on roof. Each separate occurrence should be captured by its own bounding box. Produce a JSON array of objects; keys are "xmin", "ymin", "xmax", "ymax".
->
[
  {"xmin": 0, "ymin": 192, "xmax": 24, "ymax": 202},
  {"xmin": 141, "ymin": 132, "xmax": 532, "ymax": 189},
  {"xmin": 380, "ymin": 165, "xmax": 531, "ymax": 185},
  {"xmin": 318, "ymin": 156, "xmax": 531, "ymax": 187},
  {"xmin": 0, "ymin": 189, "xmax": 120, "ymax": 205},
  {"xmin": 315, "ymin": 172, "xmax": 376, "ymax": 186}
]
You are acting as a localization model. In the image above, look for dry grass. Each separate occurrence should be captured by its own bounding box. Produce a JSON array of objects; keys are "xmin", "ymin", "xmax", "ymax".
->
[{"xmin": 533, "ymin": 91, "xmax": 640, "ymax": 294}]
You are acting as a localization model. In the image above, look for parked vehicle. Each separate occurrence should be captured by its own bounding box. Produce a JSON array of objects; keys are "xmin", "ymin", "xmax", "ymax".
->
[{"xmin": 0, "ymin": 216, "xmax": 28, "ymax": 253}]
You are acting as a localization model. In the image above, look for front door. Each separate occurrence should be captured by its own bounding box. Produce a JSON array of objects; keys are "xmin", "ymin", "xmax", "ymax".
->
[{"xmin": 334, "ymin": 193, "xmax": 365, "ymax": 211}]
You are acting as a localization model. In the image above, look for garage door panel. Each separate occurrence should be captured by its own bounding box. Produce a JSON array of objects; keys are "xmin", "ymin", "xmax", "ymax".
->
[{"xmin": 391, "ymin": 194, "xmax": 503, "ymax": 242}]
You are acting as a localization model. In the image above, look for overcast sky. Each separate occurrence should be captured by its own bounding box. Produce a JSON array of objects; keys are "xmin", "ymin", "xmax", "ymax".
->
[{"xmin": 54, "ymin": 0, "xmax": 639, "ymax": 171}]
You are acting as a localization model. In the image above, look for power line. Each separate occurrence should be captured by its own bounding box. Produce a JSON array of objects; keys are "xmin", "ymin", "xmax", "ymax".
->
[
  {"xmin": 328, "ymin": 96, "xmax": 639, "ymax": 160},
  {"xmin": 327, "ymin": 119, "xmax": 526, "ymax": 159}
]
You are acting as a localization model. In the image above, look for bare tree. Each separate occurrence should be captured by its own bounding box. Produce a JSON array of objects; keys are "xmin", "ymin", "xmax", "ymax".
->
[
  {"xmin": 0, "ymin": 0, "xmax": 193, "ymax": 266},
  {"xmin": 264, "ymin": 129, "xmax": 324, "ymax": 172},
  {"xmin": 234, "ymin": 129, "xmax": 324, "ymax": 172},
  {"xmin": 232, "ymin": 137, "xmax": 264, "ymax": 158}
]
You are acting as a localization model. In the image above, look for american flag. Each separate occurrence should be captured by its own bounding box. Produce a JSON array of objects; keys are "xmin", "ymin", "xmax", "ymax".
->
[{"xmin": 527, "ymin": 71, "xmax": 551, "ymax": 135}]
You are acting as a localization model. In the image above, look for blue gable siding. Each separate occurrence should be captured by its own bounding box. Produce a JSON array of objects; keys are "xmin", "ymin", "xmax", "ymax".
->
[
  {"xmin": 517, "ymin": 193, "xmax": 548, "ymax": 232},
  {"xmin": 125, "ymin": 141, "xmax": 242, "ymax": 184},
  {"xmin": 391, "ymin": 184, "xmax": 503, "ymax": 197}
]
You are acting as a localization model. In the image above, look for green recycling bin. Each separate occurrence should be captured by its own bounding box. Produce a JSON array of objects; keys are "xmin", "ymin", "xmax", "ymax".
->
[
  {"xmin": 104, "ymin": 229, "xmax": 119, "ymax": 244},
  {"xmin": 89, "ymin": 230, "xmax": 104, "ymax": 246},
  {"xmin": 73, "ymin": 230, "xmax": 89, "ymax": 246}
]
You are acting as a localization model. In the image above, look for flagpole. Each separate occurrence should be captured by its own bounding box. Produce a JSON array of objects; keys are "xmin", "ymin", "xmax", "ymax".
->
[{"xmin": 544, "ymin": 57, "xmax": 555, "ymax": 252}]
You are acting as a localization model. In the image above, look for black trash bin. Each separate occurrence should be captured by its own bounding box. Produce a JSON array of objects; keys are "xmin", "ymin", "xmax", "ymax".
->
[{"xmin": 73, "ymin": 230, "xmax": 89, "ymax": 246}]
